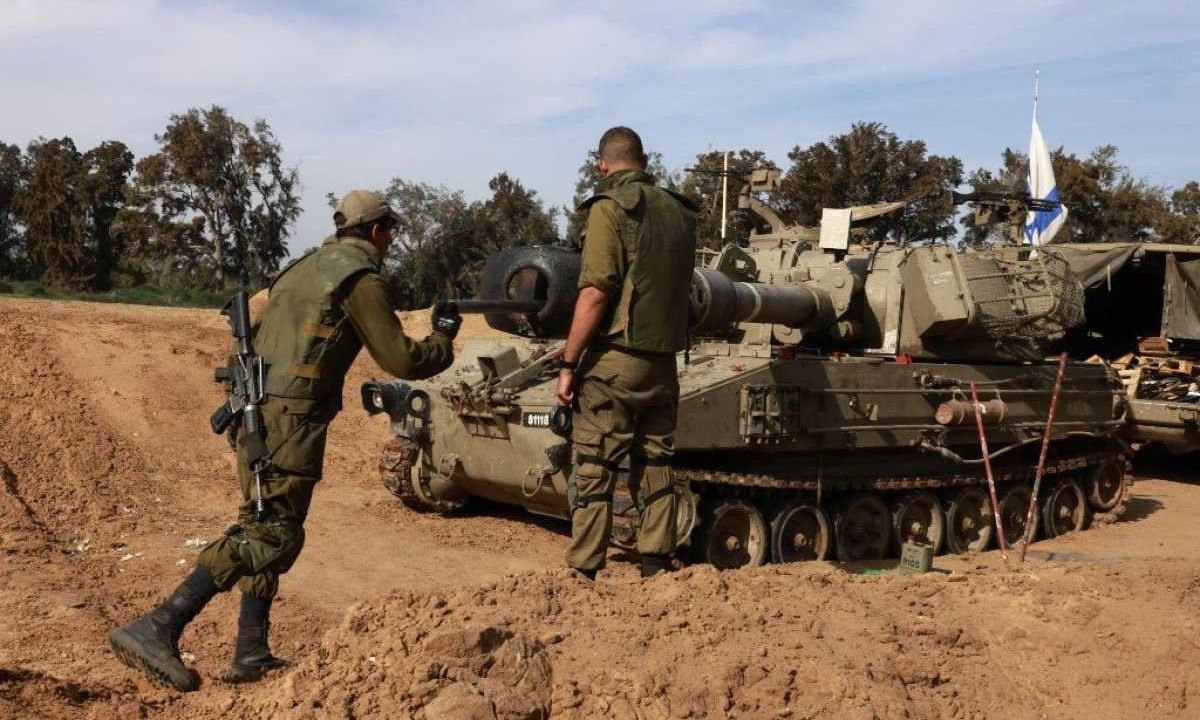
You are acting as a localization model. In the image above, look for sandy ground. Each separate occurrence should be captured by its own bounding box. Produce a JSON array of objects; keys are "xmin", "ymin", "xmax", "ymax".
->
[{"xmin": 1, "ymin": 296, "xmax": 1198, "ymax": 720}]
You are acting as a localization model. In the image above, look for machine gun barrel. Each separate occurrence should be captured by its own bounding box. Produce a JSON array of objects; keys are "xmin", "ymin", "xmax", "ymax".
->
[{"xmin": 952, "ymin": 190, "xmax": 1059, "ymax": 212}]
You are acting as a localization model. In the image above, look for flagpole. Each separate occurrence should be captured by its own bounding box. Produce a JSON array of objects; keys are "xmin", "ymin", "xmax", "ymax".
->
[
  {"xmin": 1033, "ymin": 68, "xmax": 1040, "ymax": 118},
  {"xmin": 720, "ymin": 151, "xmax": 729, "ymax": 242},
  {"xmin": 1027, "ymin": 69, "xmax": 1041, "ymax": 246}
]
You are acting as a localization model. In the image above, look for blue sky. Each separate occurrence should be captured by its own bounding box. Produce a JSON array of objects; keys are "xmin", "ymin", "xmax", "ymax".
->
[{"xmin": 2, "ymin": 0, "xmax": 1197, "ymax": 255}]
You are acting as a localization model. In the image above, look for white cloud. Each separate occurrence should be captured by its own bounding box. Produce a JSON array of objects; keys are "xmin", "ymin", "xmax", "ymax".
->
[{"xmin": 0, "ymin": 0, "xmax": 1196, "ymax": 254}]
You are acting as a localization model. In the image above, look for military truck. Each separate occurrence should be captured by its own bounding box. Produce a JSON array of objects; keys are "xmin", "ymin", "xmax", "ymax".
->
[
  {"xmin": 363, "ymin": 170, "xmax": 1132, "ymax": 569},
  {"xmin": 1051, "ymin": 242, "xmax": 1200, "ymax": 453}
]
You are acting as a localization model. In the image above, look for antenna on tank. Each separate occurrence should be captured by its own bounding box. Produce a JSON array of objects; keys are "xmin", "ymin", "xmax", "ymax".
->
[{"xmin": 720, "ymin": 151, "xmax": 730, "ymax": 241}]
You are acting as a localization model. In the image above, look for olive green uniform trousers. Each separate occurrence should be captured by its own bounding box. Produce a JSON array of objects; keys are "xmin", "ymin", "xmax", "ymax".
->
[
  {"xmin": 566, "ymin": 345, "xmax": 680, "ymax": 572},
  {"xmin": 196, "ymin": 397, "xmax": 332, "ymax": 599}
]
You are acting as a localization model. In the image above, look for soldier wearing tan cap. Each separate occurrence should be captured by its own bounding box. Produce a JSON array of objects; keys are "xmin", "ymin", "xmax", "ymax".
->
[{"xmin": 109, "ymin": 190, "xmax": 459, "ymax": 691}]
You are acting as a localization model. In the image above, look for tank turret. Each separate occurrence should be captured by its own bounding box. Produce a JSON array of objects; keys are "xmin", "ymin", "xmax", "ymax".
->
[{"xmin": 469, "ymin": 169, "xmax": 1085, "ymax": 363}]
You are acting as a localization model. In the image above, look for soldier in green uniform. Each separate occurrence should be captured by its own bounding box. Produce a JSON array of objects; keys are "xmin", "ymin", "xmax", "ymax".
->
[
  {"xmin": 109, "ymin": 191, "xmax": 459, "ymax": 692},
  {"xmin": 555, "ymin": 127, "xmax": 697, "ymax": 579}
]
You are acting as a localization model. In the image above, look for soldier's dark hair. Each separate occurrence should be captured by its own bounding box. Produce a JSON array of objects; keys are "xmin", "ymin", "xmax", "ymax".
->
[{"xmin": 598, "ymin": 126, "xmax": 646, "ymax": 165}]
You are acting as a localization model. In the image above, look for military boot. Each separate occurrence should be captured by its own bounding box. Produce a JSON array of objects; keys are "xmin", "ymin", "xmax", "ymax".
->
[
  {"xmin": 108, "ymin": 566, "xmax": 220, "ymax": 692},
  {"xmin": 640, "ymin": 554, "xmax": 672, "ymax": 578},
  {"xmin": 221, "ymin": 595, "xmax": 292, "ymax": 683}
]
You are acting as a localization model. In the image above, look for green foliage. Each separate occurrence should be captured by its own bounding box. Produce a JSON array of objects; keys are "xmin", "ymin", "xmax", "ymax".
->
[
  {"xmin": 0, "ymin": 142, "xmax": 24, "ymax": 278},
  {"xmin": 117, "ymin": 106, "xmax": 300, "ymax": 289},
  {"xmin": 777, "ymin": 122, "xmax": 963, "ymax": 242},
  {"xmin": 680, "ymin": 149, "xmax": 778, "ymax": 248},
  {"xmin": 12, "ymin": 137, "xmax": 135, "ymax": 289},
  {"xmin": 1158, "ymin": 181, "xmax": 1200, "ymax": 244},
  {"xmin": 14, "ymin": 137, "xmax": 92, "ymax": 288},
  {"xmin": 0, "ymin": 278, "xmax": 239, "ymax": 307},
  {"xmin": 83, "ymin": 141, "xmax": 135, "ymax": 289},
  {"xmin": 378, "ymin": 172, "xmax": 559, "ymax": 309}
]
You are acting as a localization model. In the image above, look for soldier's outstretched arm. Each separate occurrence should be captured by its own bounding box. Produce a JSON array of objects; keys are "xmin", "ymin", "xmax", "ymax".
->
[{"xmin": 341, "ymin": 272, "xmax": 454, "ymax": 380}]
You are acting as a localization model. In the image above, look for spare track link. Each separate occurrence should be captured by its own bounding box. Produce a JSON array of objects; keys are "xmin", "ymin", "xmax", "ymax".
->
[{"xmin": 676, "ymin": 450, "xmax": 1129, "ymax": 496}]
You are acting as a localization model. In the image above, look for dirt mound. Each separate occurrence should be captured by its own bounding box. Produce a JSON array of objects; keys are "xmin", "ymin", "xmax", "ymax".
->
[
  {"xmin": 213, "ymin": 558, "xmax": 1199, "ymax": 720},
  {"xmin": 0, "ymin": 666, "xmax": 117, "ymax": 719},
  {"xmin": 0, "ymin": 311, "xmax": 156, "ymax": 550},
  {"xmin": 242, "ymin": 621, "xmax": 552, "ymax": 720}
]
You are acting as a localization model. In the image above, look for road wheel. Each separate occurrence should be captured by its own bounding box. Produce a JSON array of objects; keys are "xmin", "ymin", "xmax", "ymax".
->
[
  {"xmin": 1087, "ymin": 459, "xmax": 1128, "ymax": 512},
  {"xmin": 673, "ymin": 483, "xmax": 700, "ymax": 549},
  {"xmin": 1041, "ymin": 479, "xmax": 1088, "ymax": 538},
  {"xmin": 769, "ymin": 503, "xmax": 830, "ymax": 563},
  {"xmin": 700, "ymin": 500, "xmax": 768, "ymax": 569},
  {"xmin": 890, "ymin": 492, "xmax": 945, "ymax": 554},
  {"xmin": 998, "ymin": 484, "xmax": 1037, "ymax": 548},
  {"xmin": 834, "ymin": 494, "xmax": 890, "ymax": 562},
  {"xmin": 945, "ymin": 486, "xmax": 993, "ymax": 554}
]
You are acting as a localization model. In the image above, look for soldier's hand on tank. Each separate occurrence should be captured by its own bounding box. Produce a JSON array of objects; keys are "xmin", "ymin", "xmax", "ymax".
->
[{"xmin": 432, "ymin": 300, "xmax": 462, "ymax": 339}]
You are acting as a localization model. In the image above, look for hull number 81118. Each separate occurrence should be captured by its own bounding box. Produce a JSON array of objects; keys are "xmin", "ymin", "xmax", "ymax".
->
[{"xmin": 522, "ymin": 412, "xmax": 551, "ymax": 428}]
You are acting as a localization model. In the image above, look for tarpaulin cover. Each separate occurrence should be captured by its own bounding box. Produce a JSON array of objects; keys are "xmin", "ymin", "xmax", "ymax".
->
[
  {"xmin": 1045, "ymin": 244, "xmax": 1139, "ymax": 289},
  {"xmin": 1162, "ymin": 253, "xmax": 1200, "ymax": 341}
]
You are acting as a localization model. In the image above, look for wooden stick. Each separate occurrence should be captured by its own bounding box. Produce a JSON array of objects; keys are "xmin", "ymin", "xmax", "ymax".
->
[
  {"xmin": 1020, "ymin": 352, "xmax": 1070, "ymax": 562},
  {"xmin": 970, "ymin": 381, "xmax": 1008, "ymax": 561}
]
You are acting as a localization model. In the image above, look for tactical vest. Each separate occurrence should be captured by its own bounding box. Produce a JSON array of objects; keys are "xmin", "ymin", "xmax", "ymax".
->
[
  {"xmin": 254, "ymin": 237, "xmax": 380, "ymax": 408},
  {"xmin": 580, "ymin": 171, "xmax": 698, "ymax": 354}
]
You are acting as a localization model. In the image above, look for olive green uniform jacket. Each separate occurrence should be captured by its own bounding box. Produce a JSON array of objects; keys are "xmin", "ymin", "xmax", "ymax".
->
[{"xmin": 198, "ymin": 237, "xmax": 453, "ymax": 598}]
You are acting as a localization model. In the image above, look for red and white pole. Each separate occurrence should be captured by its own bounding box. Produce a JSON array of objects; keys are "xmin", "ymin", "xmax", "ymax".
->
[{"xmin": 970, "ymin": 381, "xmax": 1008, "ymax": 561}]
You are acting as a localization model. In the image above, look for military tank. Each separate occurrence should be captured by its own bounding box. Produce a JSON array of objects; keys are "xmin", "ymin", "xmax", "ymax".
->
[{"xmin": 363, "ymin": 170, "xmax": 1132, "ymax": 569}]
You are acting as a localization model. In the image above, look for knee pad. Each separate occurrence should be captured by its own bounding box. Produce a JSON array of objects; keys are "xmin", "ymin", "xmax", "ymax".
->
[{"xmin": 568, "ymin": 459, "xmax": 614, "ymax": 512}]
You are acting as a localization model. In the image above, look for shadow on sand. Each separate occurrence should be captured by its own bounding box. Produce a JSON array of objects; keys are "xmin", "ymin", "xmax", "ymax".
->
[{"xmin": 1118, "ymin": 496, "xmax": 1164, "ymax": 523}]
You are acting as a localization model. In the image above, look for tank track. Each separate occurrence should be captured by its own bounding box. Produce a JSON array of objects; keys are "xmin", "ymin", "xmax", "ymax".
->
[
  {"xmin": 380, "ymin": 438, "xmax": 424, "ymax": 510},
  {"xmin": 678, "ymin": 451, "xmax": 1131, "ymax": 514},
  {"xmin": 380, "ymin": 437, "xmax": 467, "ymax": 514},
  {"xmin": 677, "ymin": 450, "xmax": 1128, "ymax": 496},
  {"xmin": 674, "ymin": 448, "xmax": 1132, "ymax": 563}
]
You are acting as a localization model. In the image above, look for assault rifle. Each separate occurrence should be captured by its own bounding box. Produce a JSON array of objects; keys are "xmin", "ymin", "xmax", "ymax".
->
[{"xmin": 210, "ymin": 291, "xmax": 270, "ymax": 518}]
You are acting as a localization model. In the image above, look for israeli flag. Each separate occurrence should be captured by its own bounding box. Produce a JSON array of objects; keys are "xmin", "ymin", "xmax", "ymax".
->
[{"xmin": 1024, "ymin": 114, "xmax": 1068, "ymax": 245}]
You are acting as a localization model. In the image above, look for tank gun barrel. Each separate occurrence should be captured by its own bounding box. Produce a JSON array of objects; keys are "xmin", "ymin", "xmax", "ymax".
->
[{"xmin": 690, "ymin": 268, "xmax": 834, "ymax": 333}]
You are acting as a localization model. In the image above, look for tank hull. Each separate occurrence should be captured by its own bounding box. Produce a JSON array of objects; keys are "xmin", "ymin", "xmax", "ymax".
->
[{"xmin": 374, "ymin": 338, "xmax": 1130, "ymax": 565}]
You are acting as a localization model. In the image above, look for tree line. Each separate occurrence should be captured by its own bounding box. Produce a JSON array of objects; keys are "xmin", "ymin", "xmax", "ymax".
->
[
  {"xmin": 0, "ymin": 106, "xmax": 298, "ymax": 292},
  {"xmin": 2, "ymin": 110, "xmax": 1197, "ymax": 309}
]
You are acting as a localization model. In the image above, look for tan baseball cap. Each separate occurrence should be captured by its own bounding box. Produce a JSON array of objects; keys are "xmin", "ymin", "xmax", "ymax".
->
[{"xmin": 333, "ymin": 190, "xmax": 401, "ymax": 229}]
